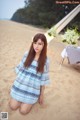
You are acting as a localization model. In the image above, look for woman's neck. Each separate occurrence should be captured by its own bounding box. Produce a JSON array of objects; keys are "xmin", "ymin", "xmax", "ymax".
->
[{"xmin": 34, "ymin": 53, "xmax": 40, "ymax": 61}]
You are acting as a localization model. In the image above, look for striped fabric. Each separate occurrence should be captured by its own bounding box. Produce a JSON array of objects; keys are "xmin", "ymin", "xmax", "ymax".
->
[{"xmin": 10, "ymin": 51, "xmax": 50, "ymax": 104}]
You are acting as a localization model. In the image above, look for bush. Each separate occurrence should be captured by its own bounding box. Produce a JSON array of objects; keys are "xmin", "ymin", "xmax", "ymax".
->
[
  {"xmin": 48, "ymin": 27, "xmax": 57, "ymax": 37},
  {"xmin": 61, "ymin": 28, "xmax": 80, "ymax": 45}
]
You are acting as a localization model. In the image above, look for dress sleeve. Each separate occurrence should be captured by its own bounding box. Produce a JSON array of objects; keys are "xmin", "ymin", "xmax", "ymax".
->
[
  {"xmin": 40, "ymin": 58, "xmax": 50, "ymax": 86},
  {"xmin": 15, "ymin": 51, "xmax": 28, "ymax": 74}
]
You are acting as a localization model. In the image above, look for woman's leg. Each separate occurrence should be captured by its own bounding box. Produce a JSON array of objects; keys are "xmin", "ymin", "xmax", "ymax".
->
[
  {"xmin": 9, "ymin": 98, "xmax": 21, "ymax": 110},
  {"xmin": 19, "ymin": 103, "xmax": 33, "ymax": 115}
]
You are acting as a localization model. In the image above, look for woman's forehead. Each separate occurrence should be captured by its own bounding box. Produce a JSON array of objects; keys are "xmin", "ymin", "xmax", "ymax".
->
[{"xmin": 36, "ymin": 39, "xmax": 43, "ymax": 43}]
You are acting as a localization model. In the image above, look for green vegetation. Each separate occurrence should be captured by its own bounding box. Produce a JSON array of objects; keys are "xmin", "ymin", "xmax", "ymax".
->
[
  {"xmin": 48, "ymin": 27, "xmax": 57, "ymax": 37},
  {"xmin": 61, "ymin": 28, "xmax": 80, "ymax": 45},
  {"xmin": 11, "ymin": 0, "xmax": 79, "ymax": 29}
]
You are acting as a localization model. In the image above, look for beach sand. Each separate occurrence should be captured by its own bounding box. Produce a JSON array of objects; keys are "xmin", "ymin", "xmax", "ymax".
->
[{"xmin": 0, "ymin": 20, "xmax": 80, "ymax": 120}]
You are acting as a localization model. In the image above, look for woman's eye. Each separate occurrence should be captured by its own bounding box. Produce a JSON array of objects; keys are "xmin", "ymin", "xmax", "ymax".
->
[
  {"xmin": 38, "ymin": 43, "xmax": 42, "ymax": 45},
  {"xmin": 34, "ymin": 42, "xmax": 37, "ymax": 44}
]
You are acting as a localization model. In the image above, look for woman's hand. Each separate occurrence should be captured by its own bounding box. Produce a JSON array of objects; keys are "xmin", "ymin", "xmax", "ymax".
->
[
  {"xmin": 38, "ymin": 94, "xmax": 44, "ymax": 105},
  {"xmin": 38, "ymin": 86, "xmax": 45, "ymax": 105}
]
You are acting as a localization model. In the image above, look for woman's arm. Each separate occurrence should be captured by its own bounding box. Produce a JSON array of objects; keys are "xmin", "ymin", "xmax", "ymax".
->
[{"xmin": 38, "ymin": 86, "xmax": 45, "ymax": 105}]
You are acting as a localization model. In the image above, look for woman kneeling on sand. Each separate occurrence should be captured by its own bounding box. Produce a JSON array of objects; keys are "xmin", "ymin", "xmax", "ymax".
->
[{"xmin": 9, "ymin": 33, "xmax": 50, "ymax": 115}]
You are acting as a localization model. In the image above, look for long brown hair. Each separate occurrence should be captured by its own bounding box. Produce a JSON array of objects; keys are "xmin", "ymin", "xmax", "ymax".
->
[{"xmin": 24, "ymin": 33, "xmax": 47, "ymax": 73}]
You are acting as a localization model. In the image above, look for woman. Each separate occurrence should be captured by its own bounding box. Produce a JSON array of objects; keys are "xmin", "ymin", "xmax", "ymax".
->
[{"xmin": 9, "ymin": 33, "xmax": 50, "ymax": 115}]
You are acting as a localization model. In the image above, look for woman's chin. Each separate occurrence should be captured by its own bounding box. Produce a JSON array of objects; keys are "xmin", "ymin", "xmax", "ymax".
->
[{"xmin": 35, "ymin": 50, "xmax": 41, "ymax": 54}]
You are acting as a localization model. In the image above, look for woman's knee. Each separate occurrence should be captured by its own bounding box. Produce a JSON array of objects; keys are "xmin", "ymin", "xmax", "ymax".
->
[
  {"xmin": 9, "ymin": 102, "xmax": 18, "ymax": 110},
  {"xmin": 9, "ymin": 99, "xmax": 21, "ymax": 110},
  {"xmin": 19, "ymin": 108, "xmax": 30, "ymax": 115},
  {"xmin": 19, "ymin": 104, "xmax": 33, "ymax": 115}
]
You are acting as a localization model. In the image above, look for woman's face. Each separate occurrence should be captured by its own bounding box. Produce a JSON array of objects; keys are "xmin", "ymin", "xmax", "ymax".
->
[{"xmin": 33, "ymin": 39, "xmax": 44, "ymax": 54}]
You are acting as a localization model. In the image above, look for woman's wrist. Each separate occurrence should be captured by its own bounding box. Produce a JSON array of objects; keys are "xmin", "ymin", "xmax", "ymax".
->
[
  {"xmin": 40, "ymin": 92, "xmax": 44, "ymax": 96},
  {"xmin": 40, "ymin": 86, "xmax": 45, "ymax": 95}
]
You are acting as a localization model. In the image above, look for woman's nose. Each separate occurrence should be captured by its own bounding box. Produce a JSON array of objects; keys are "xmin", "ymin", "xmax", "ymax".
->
[{"xmin": 36, "ymin": 44, "xmax": 38, "ymax": 48}]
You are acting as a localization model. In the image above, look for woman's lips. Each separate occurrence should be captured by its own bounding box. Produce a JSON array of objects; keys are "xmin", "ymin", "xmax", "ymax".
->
[{"xmin": 35, "ymin": 48, "xmax": 38, "ymax": 51}]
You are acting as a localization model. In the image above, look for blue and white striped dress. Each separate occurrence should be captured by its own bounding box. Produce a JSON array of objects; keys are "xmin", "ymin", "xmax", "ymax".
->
[{"xmin": 10, "ymin": 51, "xmax": 50, "ymax": 104}]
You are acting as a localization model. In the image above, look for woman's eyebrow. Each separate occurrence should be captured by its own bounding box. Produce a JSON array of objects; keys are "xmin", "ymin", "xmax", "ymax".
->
[{"xmin": 38, "ymin": 42, "xmax": 43, "ymax": 44}]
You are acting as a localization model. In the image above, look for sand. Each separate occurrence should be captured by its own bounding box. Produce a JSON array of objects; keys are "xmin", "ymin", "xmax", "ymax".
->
[{"xmin": 0, "ymin": 20, "xmax": 80, "ymax": 120}]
